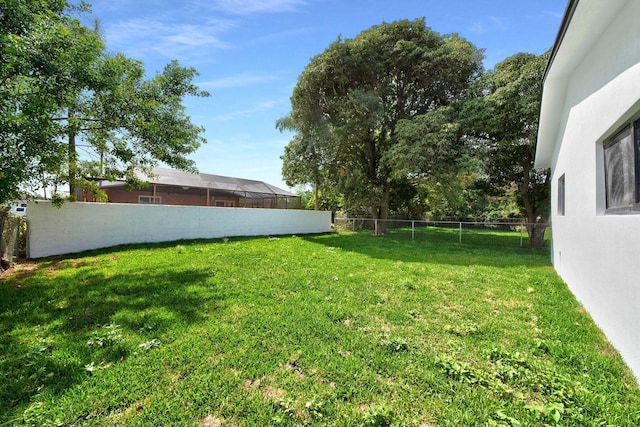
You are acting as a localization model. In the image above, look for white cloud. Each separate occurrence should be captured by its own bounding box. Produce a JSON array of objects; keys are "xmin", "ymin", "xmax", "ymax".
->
[
  {"xmin": 99, "ymin": 0, "xmax": 313, "ymax": 64},
  {"xmin": 211, "ymin": 98, "xmax": 287, "ymax": 121},
  {"xmin": 468, "ymin": 16, "xmax": 508, "ymax": 35},
  {"xmin": 209, "ymin": 0, "xmax": 308, "ymax": 15},
  {"xmin": 541, "ymin": 10, "xmax": 563, "ymax": 20},
  {"xmin": 164, "ymin": 25, "xmax": 228, "ymax": 49},
  {"xmin": 200, "ymin": 73, "xmax": 278, "ymax": 89},
  {"xmin": 104, "ymin": 16, "xmax": 235, "ymax": 61}
]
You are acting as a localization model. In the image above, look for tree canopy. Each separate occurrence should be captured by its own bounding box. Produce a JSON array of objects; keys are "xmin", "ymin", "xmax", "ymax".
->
[
  {"xmin": 280, "ymin": 19, "xmax": 551, "ymax": 245},
  {"xmin": 281, "ymin": 18, "xmax": 483, "ymax": 232},
  {"xmin": 0, "ymin": 0, "xmax": 209, "ymax": 204},
  {"xmin": 463, "ymin": 52, "xmax": 550, "ymax": 247}
]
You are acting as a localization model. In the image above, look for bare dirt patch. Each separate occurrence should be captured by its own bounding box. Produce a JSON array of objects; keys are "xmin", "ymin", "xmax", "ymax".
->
[
  {"xmin": 0, "ymin": 261, "xmax": 38, "ymax": 285},
  {"xmin": 261, "ymin": 386, "xmax": 286, "ymax": 401},
  {"xmin": 200, "ymin": 414, "xmax": 222, "ymax": 427}
]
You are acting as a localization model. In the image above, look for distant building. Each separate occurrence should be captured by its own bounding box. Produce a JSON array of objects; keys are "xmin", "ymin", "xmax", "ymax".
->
[
  {"xmin": 535, "ymin": 0, "xmax": 640, "ymax": 380},
  {"xmin": 7, "ymin": 201, "xmax": 27, "ymax": 216},
  {"xmin": 93, "ymin": 167, "xmax": 299, "ymax": 209}
]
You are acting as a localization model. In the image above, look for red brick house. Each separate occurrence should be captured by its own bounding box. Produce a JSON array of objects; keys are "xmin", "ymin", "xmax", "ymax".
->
[{"xmin": 95, "ymin": 167, "xmax": 299, "ymax": 209}]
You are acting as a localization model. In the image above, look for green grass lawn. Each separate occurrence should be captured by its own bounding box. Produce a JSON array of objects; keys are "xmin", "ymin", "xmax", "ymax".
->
[{"xmin": 1, "ymin": 229, "xmax": 639, "ymax": 426}]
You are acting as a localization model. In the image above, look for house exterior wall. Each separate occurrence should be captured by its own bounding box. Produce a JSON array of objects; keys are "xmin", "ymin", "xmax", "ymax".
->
[
  {"xmin": 8, "ymin": 200, "xmax": 27, "ymax": 216},
  {"xmin": 103, "ymin": 187, "xmax": 241, "ymax": 207},
  {"xmin": 27, "ymin": 201, "xmax": 331, "ymax": 259},
  {"xmin": 547, "ymin": 0, "xmax": 640, "ymax": 379}
]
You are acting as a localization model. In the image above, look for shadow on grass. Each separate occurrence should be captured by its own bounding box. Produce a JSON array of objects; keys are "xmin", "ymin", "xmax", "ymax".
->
[
  {"xmin": 304, "ymin": 227, "xmax": 551, "ymax": 267},
  {"xmin": 0, "ymin": 260, "xmax": 217, "ymax": 423}
]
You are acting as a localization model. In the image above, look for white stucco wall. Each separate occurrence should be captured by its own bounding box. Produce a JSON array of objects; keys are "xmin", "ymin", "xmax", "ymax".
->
[
  {"xmin": 27, "ymin": 201, "xmax": 331, "ymax": 259},
  {"xmin": 547, "ymin": 0, "xmax": 640, "ymax": 379}
]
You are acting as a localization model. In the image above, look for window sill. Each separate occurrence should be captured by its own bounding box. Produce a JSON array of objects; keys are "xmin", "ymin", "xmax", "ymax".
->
[{"xmin": 604, "ymin": 205, "xmax": 640, "ymax": 215}]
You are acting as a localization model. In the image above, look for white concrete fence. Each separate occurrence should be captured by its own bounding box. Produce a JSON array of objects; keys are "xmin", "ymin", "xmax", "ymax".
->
[{"xmin": 27, "ymin": 201, "xmax": 331, "ymax": 258}]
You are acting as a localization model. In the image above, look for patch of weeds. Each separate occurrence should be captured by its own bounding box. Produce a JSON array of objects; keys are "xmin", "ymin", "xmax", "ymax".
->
[
  {"xmin": 400, "ymin": 279, "xmax": 417, "ymax": 291},
  {"xmin": 174, "ymin": 245, "xmax": 187, "ymax": 254},
  {"xmin": 138, "ymin": 323, "xmax": 155, "ymax": 334},
  {"xmin": 304, "ymin": 397, "xmax": 326, "ymax": 420},
  {"xmin": 84, "ymin": 361, "xmax": 112, "ymax": 374},
  {"xmin": 272, "ymin": 397, "xmax": 296, "ymax": 424},
  {"xmin": 86, "ymin": 323, "xmax": 127, "ymax": 364},
  {"xmin": 488, "ymin": 348, "xmax": 529, "ymax": 366},
  {"xmin": 533, "ymin": 338, "xmax": 550, "ymax": 355},
  {"xmin": 435, "ymin": 355, "xmax": 480, "ymax": 384},
  {"xmin": 444, "ymin": 321, "xmax": 480, "ymax": 337},
  {"xmin": 488, "ymin": 410, "xmax": 522, "ymax": 427},
  {"xmin": 438, "ymin": 348, "xmax": 591, "ymax": 424},
  {"xmin": 87, "ymin": 323, "xmax": 122, "ymax": 348},
  {"xmin": 271, "ymin": 395, "xmax": 328, "ymax": 424},
  {"xmin": 21, "ymin": 401, "xmax": 61, "ymax": 427},
  {"xmin": 524, "ymin": 402, "xmax": 564, "ymax": 426},
  {"xmin": 379, "ymin": 336, "xmax": 411, "ymax": 354},
  {"xmin": 23, "ymin": 338, "xmax": 52, "ymax": 359},
  {"xmin": 138, "ymin": 338, "xmax": 161, "ymax": 352},
  {"xmin": 362, "ymin": 404, "xmax": 394, "ymax": 426},
  {"xmin": 488, "ymin": 348, "xmax": 531, "ymax": 383}
]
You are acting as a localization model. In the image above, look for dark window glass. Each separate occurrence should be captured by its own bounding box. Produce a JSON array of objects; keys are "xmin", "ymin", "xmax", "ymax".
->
[
  {"xmin": 604, "ymin": 126, "xmax": 634, "ymax": 209},
  {"xmin": 558, "ymin": 174, "xmax": 565, "ymax": 216},
  {"xmin": 635, "ymin": 118, "xmax": 640, "ymax": 203}
]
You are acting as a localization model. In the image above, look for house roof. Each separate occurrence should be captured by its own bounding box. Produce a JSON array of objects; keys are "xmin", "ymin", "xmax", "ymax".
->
[
  {"xmin": 101, "ymin": 167, "xmax": 297, "ymax": 200},
  {"xmin": 535, "ymin": 0, "xmax": 631, "ymax": 168}
]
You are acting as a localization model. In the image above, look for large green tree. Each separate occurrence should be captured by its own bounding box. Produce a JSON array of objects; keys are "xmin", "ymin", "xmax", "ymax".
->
[
  {"xmin": 391, "ymin": 105, "xmax": 484, "ymax": 220},
  {"xmin": 1, "ymin": 0, "xmax": 99, "ymax": 202},
  {"xmin": 276, "ymin": 116, "xmax": 331, "ymax": 211},
  {"xmin": 0, "ymin": 0, "xmax": 208, "ymax": 204},
  {"xmin": 63, "ymin": 56, "xmax": 209, "ymax": 200},
  {"xmin": 464, "ymin": 52, "xmax": 550, "ymax": 247},
  {"xmin": 282, "ymin": 19, "xmax": 483, "ymax": 232}
]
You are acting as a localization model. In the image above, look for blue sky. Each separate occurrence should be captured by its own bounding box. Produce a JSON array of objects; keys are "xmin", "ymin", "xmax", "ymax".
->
[{"xmin": 86, "ymin": 0, "xmax": 565, "ymax": 191}]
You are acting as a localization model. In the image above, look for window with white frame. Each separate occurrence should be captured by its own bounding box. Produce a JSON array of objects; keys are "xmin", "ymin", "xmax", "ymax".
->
[
  {"xmin": 557, "ymin": 174, "xmax": 565, "ymax": 216},
  {"xmin": 603, "ymin": 118, "xmax": 640, "ymax": 212},
  {"xmin": 215, "ymin": 200, "xmax": 234, "ymax": 207},
  {"xmin": 138, "ymin": 195, "xmax": 162, "ymax": 204}
]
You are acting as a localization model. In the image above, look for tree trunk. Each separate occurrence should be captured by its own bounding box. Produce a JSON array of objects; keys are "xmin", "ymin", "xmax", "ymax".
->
[
  {"xmin": 519, "ymin": 171, "xmax": 547, "ymax": 248},
  {"xmin": 68, "ymin": 131, "xmax": 77, "ymax": 200},
  {"xmin": 0, "ymin": 207, "xmax": 12, "ymax": 272},
  {"xmin": 374, "ymin": 184, "xmax": 390, "ymax": 236},
  {"xmin": 0, "ymin": 210, "xmax": 7, "ymax": 272},
  {"xmin": 314, "ymin": 181, "xmax": 319, "ymax": 211},
  {"xmin": 68, "ymin": 106, "xmax": 78, "ymax": 201},
  {"xmin": 526, "ymin": 217, "xmax": 547, "ymax": 248}
]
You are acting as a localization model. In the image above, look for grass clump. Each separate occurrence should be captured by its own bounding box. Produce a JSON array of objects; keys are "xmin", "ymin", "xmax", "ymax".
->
[{"xmin": 1, "ymin": 229, "xmax": 639, "ymax": 425}]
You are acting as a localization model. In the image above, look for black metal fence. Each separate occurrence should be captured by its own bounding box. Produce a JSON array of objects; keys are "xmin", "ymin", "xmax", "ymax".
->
[{"xmin": 333, "ymin": 217, "xmax": 551, "ymax": 248}]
